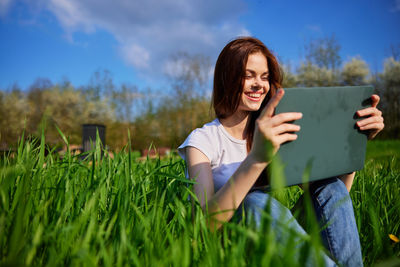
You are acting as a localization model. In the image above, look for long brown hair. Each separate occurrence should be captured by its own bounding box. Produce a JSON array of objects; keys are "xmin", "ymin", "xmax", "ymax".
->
[{"xmin": 212, "ymin": 37, "xmax": 283, "ymax": 152}]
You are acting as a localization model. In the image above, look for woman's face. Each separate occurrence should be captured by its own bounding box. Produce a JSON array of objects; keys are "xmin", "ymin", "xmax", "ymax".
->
[{"xmin": 238, "ymin": 52, "xmax": 270, "ymax": 113}]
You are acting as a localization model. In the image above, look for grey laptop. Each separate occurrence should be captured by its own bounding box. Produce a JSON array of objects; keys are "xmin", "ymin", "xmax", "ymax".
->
[{"xmin": 270, "ymin": 85, "xmax": 374, "ymax": 187}]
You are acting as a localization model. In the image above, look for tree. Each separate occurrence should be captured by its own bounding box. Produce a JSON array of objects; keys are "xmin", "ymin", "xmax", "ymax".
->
[
  {"xmin": 379, "ymin": 57, "xmax": 400, "ymax": 138},
  {"xmin": 161, "ymin": 53, "xmax": 213, "ymax": 147},
  {"xmin": 111, "ymin": 83, "xmax": 141, "ymax": 123},
  {"xmin": 304, "ymin": 35, "xmax": 342, "ymax": 71},
  {"xmin": 341, "ymin": 57, "xmax": 370, "ymax": 86},
  {"xmin": 0, "ymin": 85, "xmax": 28, "ymax": 146},
  {"xmin": 26, "ymin": 78, "xmax": 54, "ymax": 135},
  {"xmin": 281, "ymin": 63, "xmax": 297, "ymax": 88},
  {"xmin": 165, "ymin": 52, "xmax": 212, "ymax": 101},
  {"xmin": 84, "ymin": 69, "xmax": 115, "ymax": 101},
  {"xmin": 296, "ymin": 62, "xmax": 338, "ymax": 87},
  {"xmin": 389, "ymin": 44, "xmax": 400, "ymax": 61},
  {"xmin": 297, "ymin": 35, "xmax": 342, "ymax": 87}
]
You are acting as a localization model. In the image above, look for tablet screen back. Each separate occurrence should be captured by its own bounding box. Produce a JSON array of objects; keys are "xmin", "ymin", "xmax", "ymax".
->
[{"xmin": 273, "ymin": 86, "xmax": 374, "ymax": 187}]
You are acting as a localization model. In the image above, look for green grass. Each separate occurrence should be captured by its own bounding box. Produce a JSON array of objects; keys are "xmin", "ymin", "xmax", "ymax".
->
[
  {"xmin": 366, "ymin": 140, "xmax": 400, "ymax": 169},
  {"xmin": 0, "ymin": 136, "xmax": 399, "ymax": 266},
  {"xmin": 353, "ymin": 140, "xmax": 400, "ymax": 264}
]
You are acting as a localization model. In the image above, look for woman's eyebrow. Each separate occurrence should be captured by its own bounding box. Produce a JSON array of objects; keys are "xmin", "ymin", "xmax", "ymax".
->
[{"xmin": 245, "ymin": 69, "xmax": 269, "ymax": 74}]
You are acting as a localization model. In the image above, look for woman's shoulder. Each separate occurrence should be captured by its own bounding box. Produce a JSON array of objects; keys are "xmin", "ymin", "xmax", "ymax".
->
[
  {"xmin": 182, "ymin": 118, "xmax": 221, "ymax": 146},
  {"xmin": 192, "ymin": 119, "xmax": 221, "ymax": 137},
  {"xmin": 178, "ymin": 119, "xmax": 222, "ymax": 161}
]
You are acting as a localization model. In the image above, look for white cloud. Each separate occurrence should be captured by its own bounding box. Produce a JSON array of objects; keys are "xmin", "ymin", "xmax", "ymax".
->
[
  {"xmin": 0, "ymin": 0, "xmax": 12, "ymax": 17},
  {"xmin": 395, "ymin": 0, "xmax": 400, "ymax": 11},
  {"xmin": 389, "ymin": 0, "xmax": 400, "ymax": 12},
  {"xmin": 305, "ymin": 24, "xmax": 321, "ymax": 33},
  {"xmin": 119, "ymin": 43, "xmax": 150, "ymax": 69},
  {"xmin": 15, "ymin": 0, "xmax": 249, "ymax": 78}
]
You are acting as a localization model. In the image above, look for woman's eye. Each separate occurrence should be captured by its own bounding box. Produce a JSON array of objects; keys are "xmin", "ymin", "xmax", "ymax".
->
[{"xmin": 261, "ymin": 76, "xmax": 269, "ymax": 81}]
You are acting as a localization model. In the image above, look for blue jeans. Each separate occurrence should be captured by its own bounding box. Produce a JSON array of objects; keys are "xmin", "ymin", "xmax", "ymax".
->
[{"xmin": 236, "ymin": 177, "xmax": 362, "ymax": 267}]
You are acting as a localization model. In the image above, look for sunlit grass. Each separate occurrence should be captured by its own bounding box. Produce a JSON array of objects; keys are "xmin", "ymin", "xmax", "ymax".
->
[{"xmin": 0, "ymin": 136, "xmax": 399, "ymax": 266}]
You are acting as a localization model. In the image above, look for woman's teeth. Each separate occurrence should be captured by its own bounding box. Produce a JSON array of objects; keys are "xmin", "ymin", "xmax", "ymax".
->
[{"xmin": 247, "ymin": 93, "xmax": 260, "ymax": 98}]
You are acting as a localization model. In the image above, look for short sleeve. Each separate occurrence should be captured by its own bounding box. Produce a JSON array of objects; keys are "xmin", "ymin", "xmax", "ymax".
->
[{"xmin": 178, "ymin": 128, "xmax": 217, "ymax": 163}]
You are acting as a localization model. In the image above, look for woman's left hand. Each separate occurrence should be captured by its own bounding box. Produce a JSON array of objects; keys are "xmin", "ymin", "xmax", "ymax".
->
[{"xmin": 356, "ymin": 94, "xmax": 385, "ymax": 140}]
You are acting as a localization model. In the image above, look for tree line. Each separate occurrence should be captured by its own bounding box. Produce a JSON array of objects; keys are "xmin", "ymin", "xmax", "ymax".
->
[{"xmin": 0, "ymin": 37, "xmax": 399, "ymax": 152}]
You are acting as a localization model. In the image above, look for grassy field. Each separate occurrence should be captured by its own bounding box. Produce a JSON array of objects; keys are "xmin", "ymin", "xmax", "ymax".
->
[{"xmin": 0, "ymin": 135, "xmax": 399, "ymax": 266}]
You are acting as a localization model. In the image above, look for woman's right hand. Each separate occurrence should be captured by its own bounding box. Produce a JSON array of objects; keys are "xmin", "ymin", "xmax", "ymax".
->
[{"xmin": 249, "ymin": 89, "xmax": 302, "ymax": 163}]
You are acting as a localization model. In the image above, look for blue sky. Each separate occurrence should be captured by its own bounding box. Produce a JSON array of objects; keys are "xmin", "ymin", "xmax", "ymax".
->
[{"xmin": 1, "ymin": 0, "xmax": 399, "ymax": 91}]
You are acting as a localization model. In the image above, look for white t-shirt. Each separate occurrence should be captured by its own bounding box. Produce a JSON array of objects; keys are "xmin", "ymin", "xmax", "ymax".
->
[{"xmin": 178, "ymin": 119, "xmax": 247, "ymax": 192}]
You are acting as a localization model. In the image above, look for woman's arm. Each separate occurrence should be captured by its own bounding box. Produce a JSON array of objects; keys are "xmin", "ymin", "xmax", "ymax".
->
[
  {"xmin": 339, "ymin": 172, "xmax": 356, "ymax": 192},
  {"xmin": 186, "ymin": 147, "xmax": 267, "ymax": 230},
  {"xmin": 187, "ymin": 89, "xmax": 302, "ymax": 230}
]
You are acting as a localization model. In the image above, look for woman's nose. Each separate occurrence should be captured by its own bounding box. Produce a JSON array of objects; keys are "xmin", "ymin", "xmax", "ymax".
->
[{"xmin": 252, "ymin": 77, "xmax": 263, "ymax": 88}]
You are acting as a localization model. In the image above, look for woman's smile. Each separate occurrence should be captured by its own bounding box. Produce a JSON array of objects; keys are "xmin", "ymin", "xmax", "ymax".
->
[{"xmin": 244, "ymin": 91, "xmax": 264, "ymax": 101}]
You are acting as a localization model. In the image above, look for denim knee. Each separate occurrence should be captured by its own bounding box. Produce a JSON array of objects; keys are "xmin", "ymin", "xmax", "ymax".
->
[
  {"xmin": 310, "ymin": 178, "xmax": 363, "ymax": 267},
  {"xmin": 237, "ymin": 190, "xmax": 337, "ymax": 266},
  {"xmin": 240, "ymin": 191, "xmax": 306, "ymax": 235}
]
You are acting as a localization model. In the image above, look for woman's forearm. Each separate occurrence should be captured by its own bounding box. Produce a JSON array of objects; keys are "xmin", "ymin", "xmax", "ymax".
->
[
  {"xmin": 205, "ymin": 156, "xmax": 268, "ymax": 230},
  {"xmin": 339, "ymin": 172, "xmax": 356, "ymax": 192}
]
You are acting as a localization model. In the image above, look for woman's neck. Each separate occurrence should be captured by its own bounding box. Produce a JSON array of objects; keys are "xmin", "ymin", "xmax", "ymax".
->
[{"xmin": 219, "ymin": 111, "xmax": 250, "ymax": 140}]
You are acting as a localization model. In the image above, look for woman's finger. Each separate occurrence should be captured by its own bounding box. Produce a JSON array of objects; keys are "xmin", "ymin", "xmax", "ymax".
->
[
  {"xmin": 371, "ymin": 94, "xmax": 380, "ymax": 108},
  {"xmin": 357, "ymin": 116, "xmax": 384, "ymax": 127},
  {"xmin": 359, "ymin": 122, "xmax": 385, "ymax": 131},
  {"xmin": 271, "ymin": 112, "xmax": 303, "ymax": 126},
  {"xmin": 357, "ymin": 107, "xmax": 382, "ymax": 117},
  {"xmin": 272, "ymin": 123, "xmax": 301, "ymax": 135},
  {"xmin": 275, "ymin": 133, "xmax": 298, "ymax": 145},
  {"xmin": 260, "ymin": 88, "xmax": 285, "ymax": 118}
]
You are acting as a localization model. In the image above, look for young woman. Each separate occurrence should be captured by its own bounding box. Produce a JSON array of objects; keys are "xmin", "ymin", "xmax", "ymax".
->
[{"xmin": 178, "ymin": 37, "xmax": 384, "ymax": 266}]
